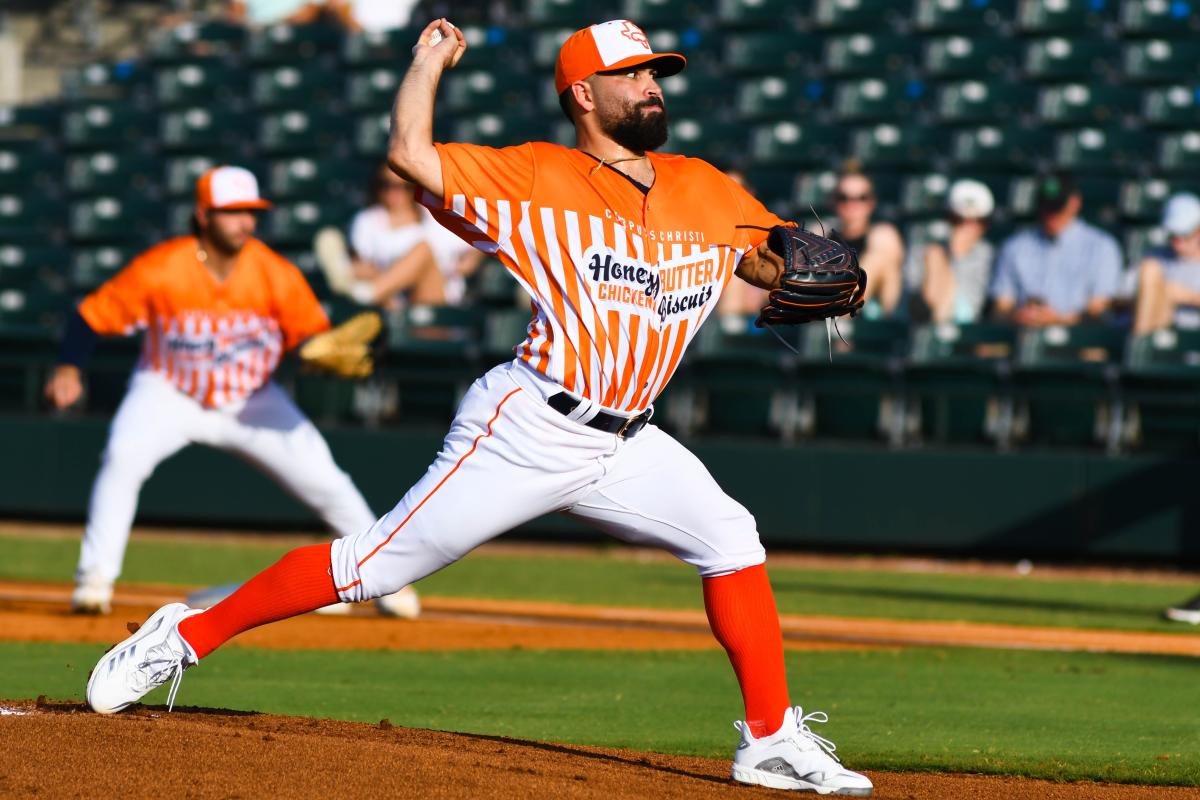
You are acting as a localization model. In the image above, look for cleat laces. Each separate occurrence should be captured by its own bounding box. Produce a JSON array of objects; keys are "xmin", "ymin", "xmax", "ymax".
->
[
  {"xmin": 786, "ymin": 708, "xmax": 842, "ymax": 764},
  {"xmin": 129, "ymin": 641, "xmax": 187, "ymax": 711}
]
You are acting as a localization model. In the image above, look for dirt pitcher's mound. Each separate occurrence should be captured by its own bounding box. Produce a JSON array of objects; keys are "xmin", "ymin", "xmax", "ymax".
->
[{"xmin": 2, "ymin": 700, "xmax": 1198, "ymax": 800}]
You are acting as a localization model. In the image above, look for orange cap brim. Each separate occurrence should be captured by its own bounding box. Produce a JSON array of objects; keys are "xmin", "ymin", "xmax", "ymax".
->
[
  {"xmin": 206, "ymin": 199, "xmax": 273, "ymax": 212},
  {"xmin": 557, "ymin": 52, "xmax": 686, "ymax": 94}
]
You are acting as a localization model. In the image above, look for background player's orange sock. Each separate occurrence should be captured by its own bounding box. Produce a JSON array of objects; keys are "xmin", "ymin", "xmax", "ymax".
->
[
  {"xmin": 177, "ymin": 543, "xmax": 338, "ymax": 660},
  {"xmin": 702, "ymin": 563, "xmax": 791, "ymax": 738}
]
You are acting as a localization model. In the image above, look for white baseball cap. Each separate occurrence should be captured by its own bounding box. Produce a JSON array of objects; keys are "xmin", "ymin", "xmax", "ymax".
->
[
  {"xmin": 1163, "ymin": 192, "xmax": 1200, "ymax": 237},
  {"xmin": 947, "ymin": 178, "xmax": 994, "ymax": 219},
  {"xmin": 195, "ymin": 165, "xmax": 272, "ymax": 213}
]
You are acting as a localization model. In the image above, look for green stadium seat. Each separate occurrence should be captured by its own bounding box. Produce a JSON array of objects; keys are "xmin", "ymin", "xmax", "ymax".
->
[
  {"xmin": 951, "ymin": 125, "xmax": 1054, "ymax": 171},
  {"xmin": 1120, "ymin": 1, "xmax": 1200, "ymax": 36},
  {"xmin": 833, "ymin": 78, "xmax": 925, "ymax": 122},
  {"xmin": 717, "ymin": 0, "xmax": 802, "ymax": 28},
  {"xmin": 1119, "ymin": 177, "xmax": 1186, "ymax": 223},
  {"xmin": 0, "ymin": 144, "xmax": 59, "ymax": 193},
  {"xmin": 736, "ymin": 74, "xmax": 823, "ymax": 121},
  {"xmin": 455, "ymin": 27, "xmax": 532, "ymax": 72},
  {"xmin": 532, "ymin": 29, "xmax": 576, "ymax": 68},
  {"xmin": 624, "ymin": 0, "xmax": 710, "ymax": 26},
  {"xmin": 793, "ymin": 169, "xmax": 838, "ymax": 220},
  {"xmin": 904, "ymin": 322, "xmax": 1017, "ymax": 446},
  {"xmin": 384, "ymin": 305, "xmax": 487, "ymax": 423},
  {"xmin": 850, "ymin": 124, "xmax": 934, "ymax": 169},
  {"xmin": 342, "ymin": 28, "xmax": 422, "ymax": 66},
  {"xmin": 1121, "ymin": 329, "xmax": 1200, "ymax": 453},
  {"xmin": 823, "ymin": 34, "xmax": 919, "ymax": 77},
  {"xmin": 923, "ymin": 36, "xmax": 1013, "ymax": 78},
  {"xmin": 527, "ymin": 0, "xmax": 594, "ymax": 26},
  {"xmin": 1011, "ymin": 324, "xmax": 1125, "ymax": 450},
  {"xmin": 724, "ymin": 31, "xmax": 816, "ymax": 75},
  {"xmin": 69, "ymin": 196, "xmax": 165, "ymax": 244},
  {"xmin": 466, "ymin": 260, "xmax": 520, "ymax": 309},
  {"xmin": 251, "ymin": 66, "xmax": 341, "ymax": 109},
  {"xmin": 935, "ymin": 79, "xmax": 1037, "ymax": 124},
  {"xmin": 262, "ymin": 200, "xmax": 355, "ymax": 248},
  {"xmin": 65, "ymin": 152, "xmax": 160, "ymax": 196},
  {"xmin": 1159, "ymin": 132, "xmax": 1200, "ymax": 175},
  {"xmin": 0, "ymin": 193, "xmax": 64, "ymax": 242},
  {"xmin": 267, "ymin": 157, "xmax": 372, "ymax": 202},
  {"xmin": 245, "ymin": 22, "xmax": 343, "ymax": 65},
  {"xmin": 653, "ymin": 70, "xmax": 737, "ymax": 117},
  {"xmin": 62, "ymin": 103, "xmax": 157, "ymax": 149},
  {"xmin": 1123, "ymin": 224, "xmax": 1169, "ymax": 266},
  {"xmin": 442, "ymin": 70, "xmax": 533, "ymax": 114},
  {"xmin": 742, "ymin": 168, "xmax": 797, "ymax": 216},
  {"xmin": 257, "ymin": 109, "xmax": 343, "ymax": 156},
  {"xmin": 482, "ymin": 307, "xmax": 532, "ymax": 364},
  {"xmin": 452, "ymin": 113, "xmax": 552, "ymax": 149},
  {"xmin": 62, "ymin": 62, "xmax": 152, "ymax": 101},
  {"xmin": 749, "ymin": 121, "xmax": 841, "ymax": 167},
  {"xmin": 0, "ymin": 283, "xmax": 68, "ymax": 330},
  {"xmin": 345, "ymin": 68, "xmax": 402, "ymax": 111},
  {"xmin": 1123, "ymin": 40, "xmax": 1200, "ymax": 84},
  {"xmin": 1036, "ymin": 83, "xmax": 1139, "ymax": 126},
  {"xmin": 813, "ymin": 0, "xmax": 901, "ymax": 30},
  {"xmin": 0, "ymin": 104, "xmax": 62, "ymax": 142},
  {"xmin": 1008, "ymin": 174, "xmax": 1121, "ymax": 220},
  {"xmin": 159, "ymin": 108, "xmax": 251, "ymax": 153},
  {"xmin": 900, "ymin": 173, "xmax": 955, "ymax": 218},
  {"xmin": 1055, "ymin": 128, "xmax": 1155, "ymax": 175},
  {"xmin": 798, "ymin": 318, "xmax": 908, "ymax": 443},
  {"xmin": 1016, "ymin": 0, "xmax": 1111, "ymax": 32},
  {"xmin": 1143, "ymin": 85, "xmax": 1200, "ymax": 129},
  {"xmin": 1024, "ymin": 38, "xmax": 1117, "ymax": 81},
  {"xmin": 913, "ymin": 0, "xmax": 1013, "ymax": 31},
  {"xmin": 647, "ymin": 28, "xmax": 724, "ymax": 67},
  {"xmin": 163, "ymin": 155, "xmax": 221, "ymax": 197},
  {"xmin": 148, "ymin": 20, "xmax": 246, "ymax": 63},
  {"xmin": 353, "ymin": 111, "xmax": 392, "ymax": 157},
  {"xmin": 154, "ymin": 60, "xmax": 243, "ymax": 107},
  {"xmin": 69, "ymin": 245, "xmax": 134, "ymax": 292},
  {"xmin": 0, "ymin": 244, "xmax": 65, "ymax": 291}
]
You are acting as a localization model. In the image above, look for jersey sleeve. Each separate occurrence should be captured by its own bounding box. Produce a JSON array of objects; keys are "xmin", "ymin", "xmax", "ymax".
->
[
  {"xmin": 418, "ymin": 142, "xmax": 536, "ymax": 254},
  {"xmin": 271, "ymin": 257, "xmax": 330, "ymax": 350},
  {"xmin": 76, "ymin": 249, "xmax": 158, "ymax": 335}
]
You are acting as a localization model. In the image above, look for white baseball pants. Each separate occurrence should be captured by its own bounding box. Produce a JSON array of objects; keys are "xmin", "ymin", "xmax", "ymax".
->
[
  {"xmin": 78, "ymin": 370, "xmax": 376, "ymax": 583},
  {"xmin": 332, "ymin": 360, "xmax": 765, "ymax": 602}
]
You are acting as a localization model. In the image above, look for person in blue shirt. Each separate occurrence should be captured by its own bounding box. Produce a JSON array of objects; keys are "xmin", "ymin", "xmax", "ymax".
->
[{"xmin": 990, "ymin": 171, "xmax": 1123, "ymax": 327}]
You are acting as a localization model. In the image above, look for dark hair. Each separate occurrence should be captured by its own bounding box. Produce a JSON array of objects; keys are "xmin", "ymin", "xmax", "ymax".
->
[
  {"xmin": 190, "ymin": 212, "xmax": 202, "ymax": 237},
  {"xmin": 367, "ymin": 162, "xmax": 388, "ymax": 206},
  {"xmin": 558, "ymin": 88, "xmax": 576, "ymax": 121}
]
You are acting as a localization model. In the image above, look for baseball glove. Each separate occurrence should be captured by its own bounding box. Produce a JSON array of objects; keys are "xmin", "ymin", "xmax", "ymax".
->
[
  {"xmin": 298, "ymin": 311, "xmax": 383, "ymax": 378},
  {"xmin": 753, "ymin": 226, "xmax": 867, "ymax": 327}
]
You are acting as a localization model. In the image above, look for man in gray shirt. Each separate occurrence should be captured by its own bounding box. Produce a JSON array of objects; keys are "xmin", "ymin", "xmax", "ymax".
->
[{"xmin": 990, "ymin": 171, "xmax": 1123, "ymax": 326}]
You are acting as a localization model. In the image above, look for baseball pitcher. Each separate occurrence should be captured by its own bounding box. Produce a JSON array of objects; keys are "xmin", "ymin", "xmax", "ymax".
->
[
  {"xmin": 86, "ymin": 22, "xmax": 870, "ymax": 795},
  {"xmin": 46, "ymin": 166, "xmax": 418, "ymax": 619}
]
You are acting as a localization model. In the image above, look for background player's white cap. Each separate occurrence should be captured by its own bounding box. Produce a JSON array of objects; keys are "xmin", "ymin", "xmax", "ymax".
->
[
  {"xmin": 196, "ymin": 165, "xmax": 273, "ymax": 213},
  {"xmin": 555, "ymin": 20, "xmax": 686, "ymax": 94},
  {"xmin": 1162, "ymin": 192, "xmax": 1200, "ymax": 236},
  {"xmin": 947, "ymin": 179, "xmax": 994, "ymax": 220}
]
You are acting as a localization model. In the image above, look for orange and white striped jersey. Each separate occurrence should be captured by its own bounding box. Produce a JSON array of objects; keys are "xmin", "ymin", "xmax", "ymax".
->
[
  {"xmin": 422, "ymin": 142, "xmax": 782, "ymax": 414},
  {"xmin": 79, "ymin": 236, "xmax": 329, "ymax": 408}
]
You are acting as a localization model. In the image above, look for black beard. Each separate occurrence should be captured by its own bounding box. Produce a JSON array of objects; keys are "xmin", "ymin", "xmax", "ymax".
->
[{"xmin": 600, "ymin": 100, "xmax": 669, "ymax": 153}]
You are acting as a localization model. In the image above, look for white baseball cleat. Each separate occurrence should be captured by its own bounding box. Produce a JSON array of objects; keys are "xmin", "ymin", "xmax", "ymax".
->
[
  {"xmin": 375, "ymin": 585, "xmax": 421, "ymax": 619},
  {"xmin": 731, "ymin": 706, "xmax": 873, "ymax": 796},
  {"xmin": 71, "ymin": 574, "xmax": 113, "ymax": 615},
  {"xmin": 87, "ymin": 602, "xmax": 202, "ymax": 715}
]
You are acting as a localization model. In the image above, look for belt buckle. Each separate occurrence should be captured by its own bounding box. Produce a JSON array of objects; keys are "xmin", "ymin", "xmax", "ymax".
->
[{"xmin": 616, "ymin": 414, "xmax": 637, "ymax": 438}]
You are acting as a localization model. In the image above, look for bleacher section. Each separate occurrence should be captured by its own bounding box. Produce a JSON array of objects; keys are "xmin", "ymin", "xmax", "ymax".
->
[{"xmin": 2, "ymin": 1, "xmax": 1200, "ymax": 452}]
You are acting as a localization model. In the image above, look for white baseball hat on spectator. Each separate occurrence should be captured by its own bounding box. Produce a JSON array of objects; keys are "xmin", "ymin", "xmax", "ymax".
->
[
  {"xmin": 1163, "ymin": 192, "xmax": 1200, "ymax": 237},
  {"xmin": 947, "ymin": 179, "xmax": 994, "ymax": 219}
]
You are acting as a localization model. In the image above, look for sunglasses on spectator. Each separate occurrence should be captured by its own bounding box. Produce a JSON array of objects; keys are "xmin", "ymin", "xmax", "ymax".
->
[{"xmin": 834, "ymin": 192, "xmax": 873, "ymax": 203}]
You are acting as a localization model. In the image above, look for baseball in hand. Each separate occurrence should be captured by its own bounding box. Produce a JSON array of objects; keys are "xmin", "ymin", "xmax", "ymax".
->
[{"xmin": 412, "ymin": 21, "xmax": 453, "ymax": 56}]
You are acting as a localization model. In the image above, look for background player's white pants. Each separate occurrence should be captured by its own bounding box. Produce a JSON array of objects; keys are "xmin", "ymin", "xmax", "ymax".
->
[
  {"xmin": 78, "ymin": 371, "xmax": 376, "ymax": 583},
  {"xmin": 332, "ymin": 360, "xmax": 766, "ymax": 602}
]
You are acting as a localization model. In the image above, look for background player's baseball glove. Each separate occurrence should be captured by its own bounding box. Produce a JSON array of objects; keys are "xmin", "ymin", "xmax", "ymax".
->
[
  {"xmin": 754, "ymin": 226, "xmax": 867, "ymax": 326},
  {"xmin": 298, "ymin": 311, "xmax": 382, "ymax": 378}
]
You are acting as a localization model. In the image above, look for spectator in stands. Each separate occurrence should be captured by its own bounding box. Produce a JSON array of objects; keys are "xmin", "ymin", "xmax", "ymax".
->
[
  {"xmin": 228, "ymin": 0, "xmax": 327, "ymax": 27},
  {"xmin": 717, "ymin": 168, "xmax": 769, "ymax": 323},
  {"xmin": 331, "ymin": 0, "xmax": 420, "ymax": 32},
  {"xmin": 832, "ymin": 169, "xmax": 905, "ymax": 319},
  {"xmin": 919, "ymin": 179, "xmax": 996, "ymax": 324},
  {"xmin": 1132, "ymin": 193, "xmax": 1200, "ymax": 335},
  {"xmin": 315, "ymin": 162, "xmax": 483, "ymax": 308},
  {"xmin": 990, "ymin": 171, "xmax": 1122, "ymax": 327}
]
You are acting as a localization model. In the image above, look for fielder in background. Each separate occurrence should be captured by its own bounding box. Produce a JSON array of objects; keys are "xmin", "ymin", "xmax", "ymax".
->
[
  {"xmin": 44, "ymin": 166, "xmax": 419, "ymax": 620},
  {"xmin": 86, "ymin": 21, "xmax": 872, "ymax": 796}
]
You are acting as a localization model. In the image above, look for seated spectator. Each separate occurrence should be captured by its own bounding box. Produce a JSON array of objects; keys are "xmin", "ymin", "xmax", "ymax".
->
[
  {"xmin": 919, "ymin": 179, "xmax": 995, "ymax": 324},
  {"xmin": 1132, "ymin": 193, "xmax": 1200, "ymax": 335},
  {"xmin": 228, "ymin": 0, "xmax": 327, "ymax": 27},
  {"xmin": 329, "ymin": 0, "xmax": 420, "ymax": 32},
  {"xmin": 316, "ymin": 163, "xmax": 483, "ymax": 308},
  {"xmin": 832, "ymin": 169, "xmax": 905, "ymax": 319},
  {"xmin": 717, "ymin": 168, "xmax": 769, "ymax": 323},
  {"xmin": 990, "ymin": 171, "xmax": 1122, "ymax": 327}
]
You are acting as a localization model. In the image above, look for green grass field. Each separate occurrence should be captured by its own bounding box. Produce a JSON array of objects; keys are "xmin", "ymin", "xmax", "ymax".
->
[{"xmin": 3, "ymin": 530, "xmax": 1196, "ymax": 632}]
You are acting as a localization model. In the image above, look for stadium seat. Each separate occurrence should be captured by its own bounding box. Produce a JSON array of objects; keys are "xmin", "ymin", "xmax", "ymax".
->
[
  {"xmin": 1015, "ymin": 0, "xmax": 1111, "ymax": 32},
  {"xmin": 621, "ymin": 0, "xmax": 710, "ymax": 27},
  {"xmin": 469, "ymin": 260, "xmax": 521, "ymax": 310},
  {"xmin": 69, "ymin": 245, "xmax": 135, "ymax": 292},
  {"xmin": 1123, "ymin": 223, "xmax": 1170, "ymax": 266},
  {"xmin": 737, "ymin": 74, "xmax": 825, "ymax": 121},
  {"xmin": 68, "ymin": 196, "xmax": 166, "ymax": 245},
  {"xmin": 62, "ymin": 103, "xmax": 157, "ymax": 149},
  {"xmin": 1123, "ymin": 40, "xmax": 1200, "ymax": 83},
  {"xmin": 1055, "ymin": 128, "xmax": 1157, "ymax": 175},
  {"xmin": 482, "ymin": 307, "xmax": 532, "ymax": 364},
  {"xmin": 1121, "ymin": 329, "xmax": 1200, "ymax": 453},
  {"xmin": 646, "ymin": 28, "xmax": 724, "ymax": 68},
  {"xmin": 148, "ymin": 20, "xmax": 246, "ymax": 63},
  {"xmin": 812, "ymin": 0, "xmax": 901, "ymax": 30},
  {"xmin": 1007, "ymin": 174, "xmax": 1121, "ymax": 225},
  {"xmin": 1119, "ymin": 1, "xmax": 1200, "ymax": 37},
  {"xmin": 749, "ymin": 121, "xmax": 842, "ymax": 168},
  {"xmin": 154, "ymin": 60, "xmax": 244, "ymax": 107},
  {"xmin": 823, "ymin": 34, "xmax": 919, "ymax": 77},
  {"xmin": 923, "ymin": 36, "xmax": 1013, "ymax": 78},
  {"xmin": 441, "ymin": 70, "xmax": 533, "ymax": 114},
  {"xmin": 0, "ymin": 194, "xmax": 64, "ymax": 243},
  {"xmin": 451, "ymin": 113, "xmax": 553, "ymax": 149},
  {"xmin": 245, "ymin": 22, "xmax": 343, "ymax": 65},
  {"xmin": 353, "ymin": 111, "xmax": 392, "ymax": 157},
  {"xmin": 0, "ymin": 104, "xmax": 62, "ymax": 142},
  {"xmin": 1119, "ymin": 177, "xmax": 1184, "ymax": 223},
  {"xmin": 724, "ymin": 31, "xmax": 816, "ymax": 75},
  {"xmin": 716, "ymin": 0, "xmax": 801, "ymax": 28},
  {"xmin": 159, "ymin": 108, "xmax": 251, "ymax": 154},
  {"xmin": 833, "ymin": 78, "xmax": 926, "ymax": 122},
  {"xmin": 904, "ymin": 322, "xmax": 1018, "ymax": 446},
  {"xmin": 251, "ymin": 65, "xmax": 341, "ymax": 109},
  {"xmin": 1024, "ymin": 38, "xmax": 1117, "ymax": 81},
  {"xmin": 262, "ymin": 200, "xmax": 355, "ymax": 248},
  {"xmin": 65, "ymin": 152, "xmax": 160, "ymax": 197},
  {"xmin": 0, "ymin": 144, "xmax": 59, "ymax": 193},
  {"xmin": 935, "ymin": 80, "xmax": 1037, "ymax": 124},
  {"xmin": 1142, "ymin": 84, "xmax": 1200, "ymax": 128},
  {"xmin": 951, "ymin": 125, "xmax": 1054, "ymax": 171},
  {"xmin": 162, "ymin": 155, "xmax": 222, "ymax": 197},
  {"xmin": 267, "ymin": 157, "xmax": 372, "ymax": 203},
  {"xmin": 1159, "ymin": 132, "xmax": 1200, "ymax": 175},
  {"xmin": 654, "ymin": 70, "xmax": 739, "ymax": 117},
  {"xmin": 528, "ymin": 0, "xmax": 595, "ymax": 27},
  {"xmin": 257, "ymin": 109, "xmax": 344, "ymax": 156},
  {"xmin": 1036, "ymin": 83, "xmax": 1139, "ymax": 126},
  {"xmin": 0, "ymin": 243, "xmax": 65, "ymax": 289},
  {"xmin": 61, "ymin": 62, "xmax": 151, "ymax": 102},
  {"xmin": 913, "ymin": 0, "xmax": 1014, "ymax": 31},
  {"xmin": 793, "ymin": 169, "xmax": 839, "ymax": 220},
  {"xmin": 342, "ymin": 28, "xmax": 422, "ymax": 66},
  {"xmin": 345, "ymin": 68, "xmax": 402, "ymax": 111},
  {"xmin": 850, "ymin": 124, "xmax": 935, "ymax": 169},
  {"xmin": 1011, "ymin": 324, "xmax": 1125, "ymax": 450},
  {"xmin": 742, "ymin": 168, "xmax": 797, "ymax": 217},
  {"xmin": 383, "ymin": 305, "xmax": 487, "ymax": 423}
]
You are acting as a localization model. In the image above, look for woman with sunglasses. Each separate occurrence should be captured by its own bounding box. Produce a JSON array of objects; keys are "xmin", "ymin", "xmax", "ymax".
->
[{"xmin": 832, "ymin": 169, "xmax": 905, "ymax": 319}]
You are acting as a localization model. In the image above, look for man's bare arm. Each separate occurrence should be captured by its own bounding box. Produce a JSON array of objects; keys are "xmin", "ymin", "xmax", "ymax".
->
[
  {"xmin": 734, "ymin": 243, "xmax": 784, "ymax": 290},
  {"xmin": 386, "ymin": 19, "xmax": 466, "ymax": 199}
]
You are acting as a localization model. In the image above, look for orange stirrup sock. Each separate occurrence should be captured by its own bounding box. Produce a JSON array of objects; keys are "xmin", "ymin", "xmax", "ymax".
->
[
  {"xmin": 177, "ymin": 543, "xmax": 339, "ymax": 660},
  {"xmin": 703, "ymin": 563, "xmax": 791, "ymax": 738}
]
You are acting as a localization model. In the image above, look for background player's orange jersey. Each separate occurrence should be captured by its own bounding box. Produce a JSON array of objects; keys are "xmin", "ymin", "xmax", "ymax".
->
[
  {"xmin": 79, "ymin": 236, "xmax": 329, "ymax": 408},
  {"xmin": 421, "ymin": 141, "xmax": 783, "ymax": 413}
]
